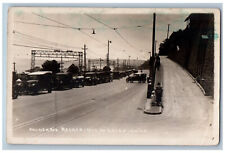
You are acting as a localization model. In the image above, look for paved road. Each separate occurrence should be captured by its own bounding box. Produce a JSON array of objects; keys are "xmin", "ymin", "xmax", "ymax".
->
[{"xmin": 11, "ymin": 57, "xmax": 217, "ymax": 145}]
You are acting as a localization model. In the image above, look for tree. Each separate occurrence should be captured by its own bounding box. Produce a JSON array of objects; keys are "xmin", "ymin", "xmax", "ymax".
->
[
  {"xmin": 158, "ymin": 39, "xmax": 170, "ymax": 56},
  {"xmin": 67, "ymin": 64, "xmax": 79, "ymax": 75},
  {"xmin": 103, "ymin": 66, "xmax": 111, "ymax": 72},
  {"xmin": 139, "ymin": 60, "xmax": 150, "ymax": 70},
  {"xmin": 42, "ymin": 60, "xmax": 60, "ymax": 73}
]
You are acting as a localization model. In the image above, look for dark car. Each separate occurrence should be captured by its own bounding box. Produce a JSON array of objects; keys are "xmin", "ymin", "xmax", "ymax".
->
[
  {"xmin": 125, "ymin": 70, "xmax": 133, "ymax": 76},
  {"xmin": 84, "ymin": 72, "xmax": 98, "ymax": 86},
  {"xmin": 126, "ymin": 72, "xmax": 147, "ymax": 83},
  {"xmin": 97, "ymin": 71, "xmax": 112, "ymax": 83},
  {"xmin": 12, "ymin": 71, "xmax": 18, "ymax": 99},
  {"xmin": 54, "ymin": 72, "xmax": 73, "ymax": 90},
  {"xmin": 73, "ymin": 75, "xmax": 84, "ymax": 88},
  {"xmin": 132, "ymin": 69, "xmax": 138, "ymax": 74},
  {"xmin": 26, "ymin": 71, "xmax": 53, "ymax": 94},
  {"xmin": 119, "ymin": 71, "xmax": 126, "ymax": 78},
  {"xmin": 13, "ymin": 72, "xmax": 30, "ymax": 96},
  {"xmin": 113, "ymin": 71, "xmax": 121, "ymax": 80}
]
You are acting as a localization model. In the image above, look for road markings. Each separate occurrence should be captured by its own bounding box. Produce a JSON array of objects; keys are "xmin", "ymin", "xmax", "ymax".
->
[{"xmin": 13, "ymin": 100, "xmax": 96, "ymax": 130}]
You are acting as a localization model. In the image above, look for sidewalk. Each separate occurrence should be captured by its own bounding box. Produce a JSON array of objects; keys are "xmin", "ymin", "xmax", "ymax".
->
[{"xmin": 144, "ymin": 56, "xmax": 218, "ymax": 145}]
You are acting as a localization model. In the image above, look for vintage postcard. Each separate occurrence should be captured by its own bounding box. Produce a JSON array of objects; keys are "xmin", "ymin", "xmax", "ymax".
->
[{"xmin": 6, "ymin": 7, "xmax": 220, "ymax": 145}]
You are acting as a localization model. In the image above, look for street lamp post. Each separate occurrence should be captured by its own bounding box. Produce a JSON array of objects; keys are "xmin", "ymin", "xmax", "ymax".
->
[
  {"xmin": 128, "ymin": 56, "xmax": 131, "ymax": 68},
  {"xmin": 107, "ymin": 40, "xmax": 112, "ymax": 67}
]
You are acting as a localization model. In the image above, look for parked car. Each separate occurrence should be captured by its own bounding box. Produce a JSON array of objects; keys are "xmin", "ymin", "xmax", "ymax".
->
[
  {"xmin": 126, "ymin": 72, "xmax": 147, "ymax": 83},
  {"xmin": 84, "ymin": 72, "xmax": 98, "ymax": 86},
  {"xmin": 73, "ymin": 75, "xmax": 84, "ymax": 88},
  {"xmin": 97, "ymin": 71, "xmax": 112, "ymax": 83},
  {"xmin": 125, "ymin": 70, "xmax": 133, "ymax": 76},
  {"xmin": 113, "ymin": 71, "xmax": 121, "ymax": 80},
  {"xmin": 132, "ymin": 69, "xmax": 138, "ymax": 73},
  {"xmin": 26, "ymin": 71, "xmax": 53, "ymax": 94},
  {"xmin": 54, "ymin": 72, "xmax": 73, "ymax": 90},
  {"xmin": 119, "ymin": 71, "xmax": 126, "ymax": 78},
  {"xmin": 12, "ymin": 71, "xmax": 18, "ymax": 99}
]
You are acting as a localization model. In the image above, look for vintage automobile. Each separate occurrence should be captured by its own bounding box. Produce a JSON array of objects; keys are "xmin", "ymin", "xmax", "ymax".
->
[
  {"xmin": 96, "ymin": 72, "xmax": 105, "ymax": 84},
  {"xmin": 26, "ymin": 71, "xmax": 53, "ymax": 94},
  {"xmin": 84, "ymin": 72, "xmax": 98, "ymax": 86},
  {"xmin": 97, "ymin": 71, "xmax": 112, "ymax": 83},
  {"xmin": 12, "ymin": 71, "xmax": 18, "ymax": 99},
  {"xmin": 125, "ymin": 70, "xmax": 133, "ymax": 76},
  {"xmin": 14, "ymin": 72, "xmax": 30, "ymax": 95},
  {"xmin": 126, "ymin": 72, "xmax": 147, "ymax": 83},
  {"xmin": 54, "ymin": 72, "xmax": 73, "ymax": 90},
  {"xmin": 113, "ymin": 71, "xmax": 121, "ymax": 80},
  {"xmin": 119, "ymin": 71, "xmax": 126, "ymax": 78},
  {"xmin": 132, "ymin": 69, "xmax": 138, "ymax": 74},
  {"xmin": 73, "ymin": 75, "xmax": 84, "ymax": 88}
]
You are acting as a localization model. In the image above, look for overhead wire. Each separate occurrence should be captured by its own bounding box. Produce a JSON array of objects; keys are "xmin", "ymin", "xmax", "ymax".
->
[
  {"xmin": 13, "ymin": 30, "xmax": 81, "ymax": 50},
  {"xmin": 16, "ymin": 12, "xmax": 149, "ymax": 60},
  {"xmin": 13, "ymin": 34, "xmax": 63, "ymax": 50},
  {"xmin": 32, "ymin": 12, "xmax": 108, "ymax": 48},
  {"xmin": 13, "ymin": 44, "xmax": 56, "ymax": 50},
  {"xmin": 85, "ymin": 14, "xmax": 114, "ymax": 30},
  {"xmin": 85, "ymin": 14, "xmax": 140, "ymax": 52},
  {"xmin": 16, "ymin": 20, "xmax": 149, "ymax": 30}
]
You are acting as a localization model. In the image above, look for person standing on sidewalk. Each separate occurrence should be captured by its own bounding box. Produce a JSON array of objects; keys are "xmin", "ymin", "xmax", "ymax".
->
[{"xmin": 155, "ymin": 82, "xmax": 163, "ymax": 104}]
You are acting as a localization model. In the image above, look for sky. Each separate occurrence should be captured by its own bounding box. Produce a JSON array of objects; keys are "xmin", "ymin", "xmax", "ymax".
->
[{"xmin": 8, "ymin": 8, "xmax": 189, "ymax": 72}]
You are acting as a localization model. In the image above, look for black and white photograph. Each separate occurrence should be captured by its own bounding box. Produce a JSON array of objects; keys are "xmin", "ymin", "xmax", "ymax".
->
[{"xmin": 7, "ymin": 7, "xmax": 220, "ymax": 145}]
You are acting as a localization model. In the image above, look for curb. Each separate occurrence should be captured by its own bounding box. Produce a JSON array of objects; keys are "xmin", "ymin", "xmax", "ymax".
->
[{"xmin": 184, "ymin": 68, "xmax": 206, "ymax": 96}]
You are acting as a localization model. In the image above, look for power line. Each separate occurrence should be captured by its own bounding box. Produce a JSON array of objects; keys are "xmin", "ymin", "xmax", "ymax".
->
[
  {"xmin": 13, "ymin": 43, "xmax": 56, "ymax": 50},
  {"xmin": 114, "ymin": 29, "xmax": 137, "ymax": 50},
  {"xmin": 32, "ymin": 12, "xmax": 74, "ymax": 29},
  {"xmin": 16, "ymin": 21, "xmax": 72, "ymax": 29},
  {"xmin": 31, "ymin": 12, "xmax": 147, "ymax": 60},
  {"xmin": 16, "ymin": 20, "xmax": 149, "ymax": 30},
  {"xmin": 85, "ymin": 14, "xmax": 139, "ymax": 51},
  {"xmin": 32, "ymin": 12, "xmax": 108, "ymax": 48},
  {"xmin": 85, "ymin": 14, "xmax": 114, "ymax": 30},
  {"xmin": 79, "ymin": 30, "xmax": 107, "ymax": 47},
  {"xmin": 13, "ymin": 39, "xmax": 59, "ymax": 50},
  {"xmin": 13, "ymin": 30, "xmax": 81, "ymax": 50},
  {"xmin": 13, "ymin": 34, "xmax": 63, "ymax": 50}
]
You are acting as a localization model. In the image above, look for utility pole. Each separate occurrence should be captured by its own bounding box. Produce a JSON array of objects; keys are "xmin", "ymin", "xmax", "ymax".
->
[
  {"xmin": 107, "ymin": 40, "xmax": 112, "ymax": 67},
  {"xmin": 82, "ymin": 44, "xmax": 87, "ymax": 72},
  {"xmin": 60, "ymin": 56, "xmax": 63, "ymax": 72},
  {"xmin": 147, "ymin": 13, "xmax": 156, "ymax": 99},
  {"xmin": 78, "ymin": 52, "xmax": 83, "ymax": 71},
  {"xmin": 128, "ymin": 56, "xmax": 131, "ymax": 68},
  {"xmin": 13, "ymin": 62, "xmax": 16, "ymax": 72},
  {"xmin": 78, "ymin": 53, "xmax": 80, "ymax": 70},
  {"xmin": 116, "ymin": 58, "xmax": 119, "ymax": 71},
  {"xmin": 152, "ymin": 13, "xmax": 156, "ymax": 57},
  {"xmin": 113, "ymin": 61, "xmax": 116, "ymax": 70},
  {"xmin": 167, "ymin": 24, "xmax": 170, "ymax": 39},
  {"xmin": 136, "ymin": 57, "xmax": 138, "ymax": 69},
  {"xmin": 88, "ymin": 59, "xmax": 91, "ymax": 71},
  {"xmin": 31, "ymin": 50, "xmax": 36, "ymax": 70},
  {"xmin": 99, "ymin": 58, "xmax": 102, "ymax": 70},
  {"xmin": 155, "ymin": 40, "xmax": 157, "ymax": 54}
]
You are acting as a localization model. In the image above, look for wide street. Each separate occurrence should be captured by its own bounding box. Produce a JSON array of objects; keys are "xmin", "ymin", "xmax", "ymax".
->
[{"xmin": 11, "ymin": 57, "xmax": 216, "ymax": 145}]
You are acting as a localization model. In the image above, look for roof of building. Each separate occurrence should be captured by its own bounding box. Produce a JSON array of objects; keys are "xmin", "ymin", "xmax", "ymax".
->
[
  {"xmin": 28, "ymin": 71, "xmax": 52, "ymax": 75},
  {"xmin": 184, "ymin": 13, "xmax": 214, "ymax": 22}
]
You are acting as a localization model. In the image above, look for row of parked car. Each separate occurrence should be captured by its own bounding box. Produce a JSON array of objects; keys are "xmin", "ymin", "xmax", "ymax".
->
[{"xmin": 12, "ymin": 69, "xmax": 138, "ymax": 99}]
